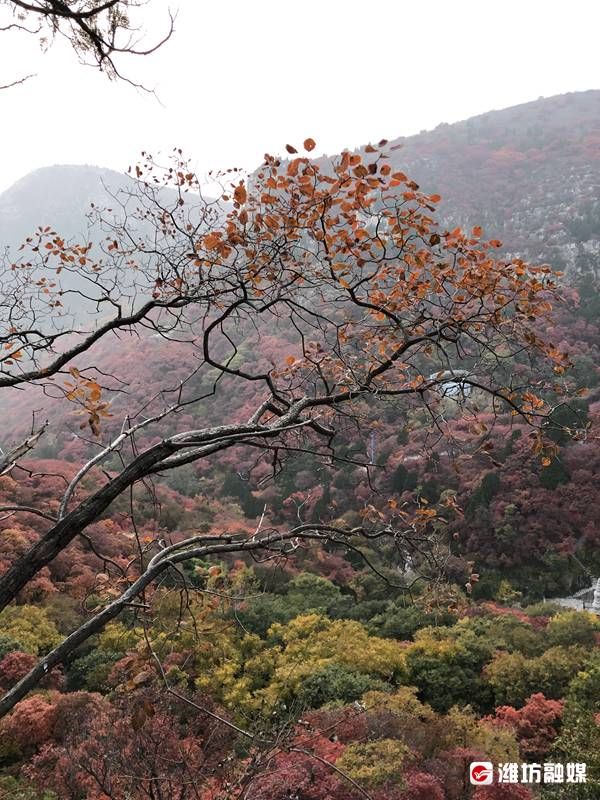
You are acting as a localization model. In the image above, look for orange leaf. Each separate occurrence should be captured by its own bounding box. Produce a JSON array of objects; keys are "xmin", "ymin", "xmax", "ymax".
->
[
  {"xmin": 203, "ymin": 232, "xmax": 221, "ymax": 249},
  {"xmin": 303, "ymin": 137, "xmax": 316, "ymax": 152},
  {"xmin": 287, "ymin": 158, "xmax": 301, "ymax": 177},
  {"xmin": 87, "ymin": 381, "xmax": 102, "ymax": 402},
  {"xmin": 285, "ymin": 144, "xmax": 298, "ymax": 154},
  {"xmin": 233, "ymin": 183, "xmax": 247, "ymax": 205}
]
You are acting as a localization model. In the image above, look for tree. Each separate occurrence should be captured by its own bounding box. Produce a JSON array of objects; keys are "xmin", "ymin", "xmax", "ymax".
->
[
  {"xmin": 545, "ymin": 610, "xmax": 600, "ymax": 648},
  {"xmin": 297, "ymin": 663, "xmax": 385, "ymax": 710},
  {"xmin": 21, "ymin": 689, "xmax": 238, "ymax": 800},
  {"xmin": 234, "ymin": 572, "xmax": 343, "ymax": 637},
  {"xmin": 0, "ymin": 0, "xmax": 174, "ymax": 89},
  {"xmin": 404, "ymin": 626, "xmax": 494, "ymax": 712},
  {"xmin": 335, "ymin": 739, "xmax": 409, "ymax": 789},
  {"xmin": 1, "ymin": 694, "xmax": 57, "ymax": 751},
  {"xmin": 548, "ymin": 655, "xmax": 600, "ymax": 797},
  {"xmin": 0, "ymin": 139, "xmax": 571, "ymax": 717},
  {"xmin": 0, "ymin": 605, "xmax": 62, "ymax": 654},
  {"xmin": 486, "ymin": 692, "xmax": 564, "ymax": 760},
  {"xmin": 473, "ymin": 786, "xmax": 533, "ymax": 800}
]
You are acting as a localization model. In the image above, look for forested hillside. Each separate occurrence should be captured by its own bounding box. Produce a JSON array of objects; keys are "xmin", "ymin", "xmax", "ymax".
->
[
  {"xmin": 1, "ymin": 92, "xmax": 599, "ymax": 799},
  {"xmin": 367, "ymin": 90, "xmax": 600, "ymax": 274}
]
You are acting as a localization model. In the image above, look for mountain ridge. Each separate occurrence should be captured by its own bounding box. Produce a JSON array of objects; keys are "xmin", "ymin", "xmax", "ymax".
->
[
  {"xmin": 1, "ymin": 90, "xmax": 599, "ymax": 273},
  {"xmin": 366, "ymin": 89, "xmax": 600, "ymax": 271},
  {"xmin": 0, "ymin": 164, "xmax": 132, "ymax": 248}
]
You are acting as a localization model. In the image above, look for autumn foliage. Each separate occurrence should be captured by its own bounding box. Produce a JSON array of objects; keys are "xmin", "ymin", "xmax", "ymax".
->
[{"xmin": 0, "ymin": 130, "xmax": 597, "ymax": 800}]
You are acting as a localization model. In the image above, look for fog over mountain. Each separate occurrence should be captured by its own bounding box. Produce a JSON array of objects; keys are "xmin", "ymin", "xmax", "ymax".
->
[
  {"xmin": 2, "ymin": 91, "xmax": 599, "ymax": 281},
  {"xmin": 3, "ymin": 0, "xmax": 600, "ymax": 791},
  {"xmin": 0, "ymin": 165, "xmax": 130, "ymax": 250}
]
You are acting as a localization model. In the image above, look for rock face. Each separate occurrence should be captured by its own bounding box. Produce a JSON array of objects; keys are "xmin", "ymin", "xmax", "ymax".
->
[
  {"xmin": 593, "ymin": 578, "xmax": 600, "ymax": 614},
  {"xmin": 358, "ymin": 90, "xmax": 600, "ymax": 276}
]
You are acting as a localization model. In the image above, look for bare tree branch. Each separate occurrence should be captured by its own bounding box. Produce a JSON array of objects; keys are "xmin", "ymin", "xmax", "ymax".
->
[
  {"xmin": 0, "ymin": 522, "xmax": 400, "ymax": 717},
  {"xmin": 0, "ymin": 0, "xmax": 175, "ymax": 89},
  {"xmin": 0, "ymin": 71, "xmax": 36, "ymax": 89},
  {"xmin": 0, "ymin": 421, "xmax": 47, "ymax": 474}
]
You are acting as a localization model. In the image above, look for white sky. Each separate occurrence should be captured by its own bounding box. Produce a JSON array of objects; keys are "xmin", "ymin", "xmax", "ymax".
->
[{"xmin": 0, "ymin": 0, "xmax": 598, "ymax": 193}]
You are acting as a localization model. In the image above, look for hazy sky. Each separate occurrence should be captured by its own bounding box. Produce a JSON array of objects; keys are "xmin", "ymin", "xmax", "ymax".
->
[{"xmin": 0, "ymin": 0, "xmax": 598, "ymax": 192}]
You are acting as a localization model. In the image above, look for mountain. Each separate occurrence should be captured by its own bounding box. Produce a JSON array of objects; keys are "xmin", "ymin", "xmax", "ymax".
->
[
  {"xmin": 364, "ymin": 90, "xmax": 600, "ymax": 273},
  {"xmin": 0, "ymin": 92, "xmax": 599, "ymax": 600},
  {"xmin": 0, "ymin": 164, "xmax": 132, "ymax": 249},
  {"xmin": 0, "ymin": 164, "xmax": 192, "ymax": 327},
  {"xmin": 1, "ymin": 91, "xmax": 599, "ymax": 275}
]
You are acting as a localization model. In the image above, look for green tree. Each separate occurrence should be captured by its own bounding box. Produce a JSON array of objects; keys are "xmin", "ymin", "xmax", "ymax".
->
[
  {"xmin": 545, "ymin": 611, "xmax": 600, "ymax": 648},
  {"xmin": 297, "ymin": 663, "xmax": 386, "ymax": 709},
  {"xmin": 484, "ymin": 647, "xmax": 589, "ymax": 707},
  {"xmin": 405, "ymin": 627, "xmax": 494, "ymax": 712},
  {"xmin": 235, "ymin": 573, "xmax": 343, "ymax": 637}
]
